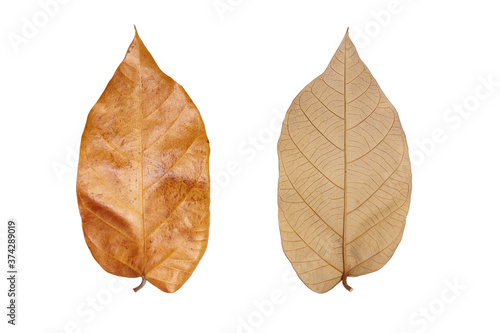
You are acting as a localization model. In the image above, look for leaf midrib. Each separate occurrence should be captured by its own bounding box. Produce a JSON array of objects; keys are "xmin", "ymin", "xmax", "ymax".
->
[
  {"xmin": 342, "ymin": 35, "xmax": 349, "ymax": 287},
  {"xmin": 137, "ymin": 43, "xmax": 146, "ymax": 278}
]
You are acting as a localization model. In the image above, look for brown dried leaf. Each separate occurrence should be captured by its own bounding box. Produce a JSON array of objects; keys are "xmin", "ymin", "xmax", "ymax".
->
[
  {"xmin": 77, "ymin": 29, "xmax": 210, "ymax": 293},
  {"xmin": 277, "ymin": 30, "xmax": 412, "ymax": 293}
]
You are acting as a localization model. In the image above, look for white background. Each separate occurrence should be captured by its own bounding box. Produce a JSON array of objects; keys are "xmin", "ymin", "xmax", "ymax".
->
[{"xmin": 1, "ymin": 0, "xmax": 499, "ymax": 332}]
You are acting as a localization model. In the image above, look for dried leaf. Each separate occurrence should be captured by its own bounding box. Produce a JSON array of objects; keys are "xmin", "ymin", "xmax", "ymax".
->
[
  {"xmin": 77, "ymin": 29, "xmax": 210, "ymax": 293},
  {"xmin": 277, "ymin": 30, "xmax": 411, "ymax": 293}
]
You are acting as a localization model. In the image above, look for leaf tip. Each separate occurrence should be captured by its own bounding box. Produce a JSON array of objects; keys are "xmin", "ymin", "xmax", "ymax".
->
[{"xmin": 346, "ymin": 27, "xmax": 350, "ymax": 35}]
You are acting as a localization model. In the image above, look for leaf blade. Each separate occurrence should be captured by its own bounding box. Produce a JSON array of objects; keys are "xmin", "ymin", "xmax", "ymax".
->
[
  {"xmin": 278, "ymin": 30, "xmax": 411, "ymax": 293},
  {"xmin": 77, "ymin": 30, "xmax": 210, "ymax": 293}
]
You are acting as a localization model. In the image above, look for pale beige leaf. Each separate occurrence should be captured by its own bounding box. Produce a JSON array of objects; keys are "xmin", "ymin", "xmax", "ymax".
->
[{"xmin": 277, "ymin": 30, "xmax": 412, "ymax": 293}]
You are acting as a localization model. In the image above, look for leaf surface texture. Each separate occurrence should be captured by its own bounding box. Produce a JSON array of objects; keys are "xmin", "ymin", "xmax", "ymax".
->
[
  {"xmin": 278, "ymin": 30, "xmax": 411, "ymax": 293},
  {"xmin": 77, "ymin": 30, "xmax": 210, "ymax": 293}
]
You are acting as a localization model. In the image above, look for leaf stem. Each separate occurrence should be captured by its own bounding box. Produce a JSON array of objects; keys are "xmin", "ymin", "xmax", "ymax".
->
[
  {"xmin": 133, "ymin": 275, "xmax": 146, "ymax": 292},
  {"xmin": 342, "ymin": 273, "xmax": 353, "ymax": 292}
]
